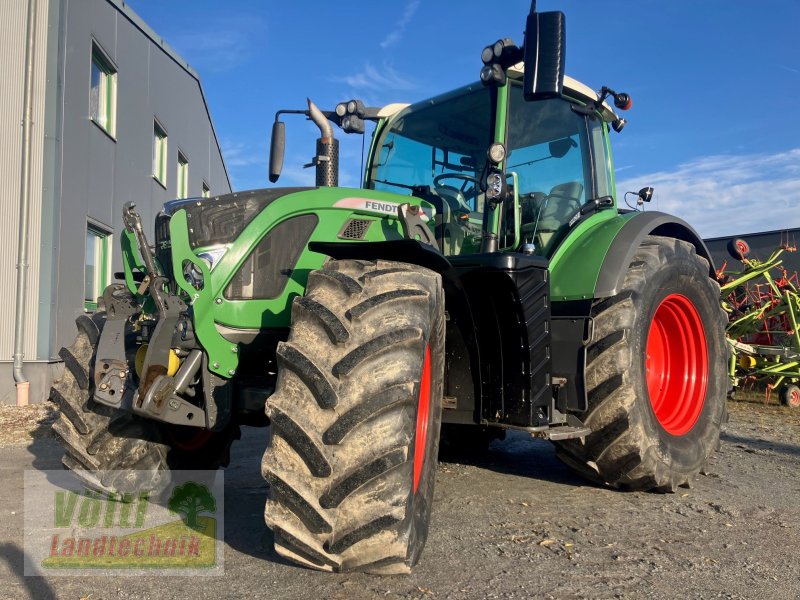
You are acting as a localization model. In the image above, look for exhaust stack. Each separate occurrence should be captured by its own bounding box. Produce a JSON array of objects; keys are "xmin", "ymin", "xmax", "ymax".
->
[{"xmin": 307, "ymin": 98, "xmax": 339, "ymax": 187}]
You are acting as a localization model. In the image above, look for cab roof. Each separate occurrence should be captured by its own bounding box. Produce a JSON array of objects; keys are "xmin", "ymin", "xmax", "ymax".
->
[{"xmin": 378, "ymin": 70, "xmax": 618, "ymax": 122}]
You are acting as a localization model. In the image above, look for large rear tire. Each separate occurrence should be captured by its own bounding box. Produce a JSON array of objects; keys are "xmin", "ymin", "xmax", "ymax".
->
[
  {"xmin": 262, "ymin": 259, "xmax": 445, "ymax": 573},
  {"xmin": 50, "ymin": 314, "xmax": 239, "ymax": 493},
  {"xmin": 555, "ymin": 236, "xmax": 727, "ymax": 491}
]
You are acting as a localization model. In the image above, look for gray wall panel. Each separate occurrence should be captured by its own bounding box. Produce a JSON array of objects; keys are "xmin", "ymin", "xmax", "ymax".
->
[
  {"xmin": 0, "ymin": 0, "xmax": 49, "ymax": 362},
  {"xmin": 86, "ymin": 128, "xmax": 116, "ymax": 227},
  {"xmin": 52, "ymin": 0, "xmax": 231, "ymax": 355},
  {"xmin": 2, "ymin": 0, "xmax": 230, "ymax": 403}
]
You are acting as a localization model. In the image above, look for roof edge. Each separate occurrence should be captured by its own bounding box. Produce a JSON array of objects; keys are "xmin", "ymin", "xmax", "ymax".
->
[{"xmin": 106, "ymin": 0, "xmax": 232, "ymax": 191}]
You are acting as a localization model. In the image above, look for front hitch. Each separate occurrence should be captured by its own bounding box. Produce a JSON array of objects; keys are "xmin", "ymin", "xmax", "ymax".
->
[{"xmin": 92, "ymin": 205, "xmax": 232, "ymax": 430}]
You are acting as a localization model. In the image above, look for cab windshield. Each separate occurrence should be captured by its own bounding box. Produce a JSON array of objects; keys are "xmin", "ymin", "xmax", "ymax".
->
[{"xmin": 367, "ymin": 86, "xmax": 494, "ymax": 255}]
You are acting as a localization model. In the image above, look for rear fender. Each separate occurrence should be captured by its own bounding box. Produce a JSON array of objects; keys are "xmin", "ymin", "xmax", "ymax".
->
[
  {"xmin": 594, "ymin": 212, "xmax": 716, "ymax": 298},
  {"xmin": 549, "ymin": 211, "xmax": 715, "ymax": 302}
]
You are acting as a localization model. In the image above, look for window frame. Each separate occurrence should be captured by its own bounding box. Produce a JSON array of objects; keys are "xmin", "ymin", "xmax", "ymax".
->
[
  {"xmin": 89, "ymin": 40, "xmax": 117, "ymax": 139},
  {"xmin": 177, "ymin": 151, "xmax": 189, "ymax": 198},
  {"xmin": 153, "ymin": 119, "xmax": 168, "ymax": 187},
  {"xmin": 84, "ymin": 225, "xmax": 111, "ymax": 312}
]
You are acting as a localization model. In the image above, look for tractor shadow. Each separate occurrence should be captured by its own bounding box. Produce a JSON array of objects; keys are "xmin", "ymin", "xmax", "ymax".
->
[
  {"xmin": 221, "ymin": 426, "xmax": 298, "ymax": 568},
  {"xmin": 29, "ymin": 417, "xmax": 593, "ymax": 567},
  {"xmin": 720, "ymin": 430, "xmax": 800, "ymax": 458},
  {"xmin": 222, "ymin": 426, "xmax": 593, "ymax": 566},
  {"xmin": 0, "ymin": 542, "xmax": 57, "ymax": 600},
  {"xmin": 27, "ymin": 409, "xmax": 66, "ymax": 473},
  {"xmin": 438, "ymin": 429, "xmax": 593, "ymax": 488}
]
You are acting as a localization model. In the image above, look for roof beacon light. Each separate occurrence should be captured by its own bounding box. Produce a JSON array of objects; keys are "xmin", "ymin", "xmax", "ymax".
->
[{"xmin": 613, "ymin": 92, "xmax": 632, "ymax": 111}]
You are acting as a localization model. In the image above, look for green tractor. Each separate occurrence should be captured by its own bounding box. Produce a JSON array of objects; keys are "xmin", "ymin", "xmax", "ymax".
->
[{"xmin": 50, "ymin": 5, "xmax": 726, "ymax": 574}]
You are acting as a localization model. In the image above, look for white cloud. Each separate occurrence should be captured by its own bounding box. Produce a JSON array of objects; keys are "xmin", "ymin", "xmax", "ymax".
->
[
  {"xmin": 616, "ymin": 149, "xmax": 800, "ymax": 238},
  {"xmin": 380, "ymin": 0, "xmax": 421, "ymax": 49},
  {"xmin": 169, "ymin": 16, "xmax": 266, "ymax": 72},
  {"xmin": 221, "ymin": 139, "xmax": 264, "ymax": 168},
  {"xmin": 333, "ymin": 62, "xmax": 417, "ymax": 92}
]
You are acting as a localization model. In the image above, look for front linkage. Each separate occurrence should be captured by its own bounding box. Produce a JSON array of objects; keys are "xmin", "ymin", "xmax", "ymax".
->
[{"xmin": 92, "ymin": 202, "xmax": 232, "ymax": 432}]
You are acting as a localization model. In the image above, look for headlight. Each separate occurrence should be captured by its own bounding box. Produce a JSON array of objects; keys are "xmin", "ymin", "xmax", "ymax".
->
[
  {"xmin": 198, "ymin": 247, "xmax": 227, "ymax": 268},
  {"xmin": 183, "ymin": 247, "xmax": 226, "ymax": 290},
  {"xmin": 486, "ymin": 171, "xmax": 504, "ymax": 200},
  {"xmin": 183, "ymin": 261, "xmax": 205, "ymax": 290},
  {"xmin": 487, "ymin": 143, "xmax": 506, "ymax": 165}
]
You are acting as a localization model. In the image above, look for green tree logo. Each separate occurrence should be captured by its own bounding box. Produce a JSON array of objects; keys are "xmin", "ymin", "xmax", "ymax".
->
[{"xmin": 167, "ymin": 482, "xmax": 216, "ymax": 529}]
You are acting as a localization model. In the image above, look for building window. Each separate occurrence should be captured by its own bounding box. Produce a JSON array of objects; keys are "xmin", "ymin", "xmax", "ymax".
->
[
  {"xmin": 90, "ymin": 42, "xmax": 117, "ymax": 137},
  {"xmin": 84, "ymin": 226, "xmax": 110, "ymax": 312},
  {"xmin": 153, "ymin": 121, "xmax": 168, "ymax": 186},
  {"xmin": 202, "ymin": 182, "xmax": 211, "ymax": 198},
  {"xmin": 177, "ymin": 152, "xmax": 189, "ymax": 198}
]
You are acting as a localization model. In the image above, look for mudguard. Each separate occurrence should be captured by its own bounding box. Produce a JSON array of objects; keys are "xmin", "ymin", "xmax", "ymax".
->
[
  {"xmin": 594, "ymin": 212, "xmax": 715, "ymax": 298},
  {"xmin": 549, "ymin": 211, "xmax": 715, "ymax": 302}
]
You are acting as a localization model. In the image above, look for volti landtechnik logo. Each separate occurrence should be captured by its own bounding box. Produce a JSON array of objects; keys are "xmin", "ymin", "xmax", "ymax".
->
[{"xmin": 24, "ymin": 471, "xmax": 224, "ymax": 576}]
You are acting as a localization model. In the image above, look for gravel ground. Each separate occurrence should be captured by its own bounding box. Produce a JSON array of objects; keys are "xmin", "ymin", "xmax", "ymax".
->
[
  {"xmin": 0, "ymin": 399, "xmax": 798, "ymax": 599},
  {"xmin": 0, "ymin": 405, "xmax": 56, "ymax": 448}
]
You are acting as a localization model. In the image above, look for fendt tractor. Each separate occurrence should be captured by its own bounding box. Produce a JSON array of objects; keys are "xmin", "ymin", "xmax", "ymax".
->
[{"xmin": 50, "ymin": 4, "xmax": 726, "ymax": 573}]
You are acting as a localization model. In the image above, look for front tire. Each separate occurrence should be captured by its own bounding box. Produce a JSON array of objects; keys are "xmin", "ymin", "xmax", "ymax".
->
[
  {"xmin": 50, "ymin": 313, "xmax": 240, "ymax": 493},
  {"xmin": 50, "ymin": 314, "xmax": 170, "ymax": 492},
  {"xmin": 555, "ymin": 236, "xmax": 727, "ymax": 491},
  {"xmin": 262, "ymin": 259, "xmax": 445, "ymax": 573}
]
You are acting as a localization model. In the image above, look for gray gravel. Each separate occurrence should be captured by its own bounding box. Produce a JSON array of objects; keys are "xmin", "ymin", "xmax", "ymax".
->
[{"xmin": 1, "ymin": 400, "xmax": 798, "ymax": 599}]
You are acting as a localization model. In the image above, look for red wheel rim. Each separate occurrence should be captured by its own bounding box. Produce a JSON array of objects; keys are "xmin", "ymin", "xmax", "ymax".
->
[
  {"xmin": 645, "ymin": 294, "xmax": 708, "ymax": 435},
  {"xmin": 790, "ymin": 388, "xmax": 800, "ymax": 408},
  {"xmin": 413, "ymin": 346, "xmax": 432, "ymax": 494},
  {"xmin": 167, "ymin": 426, "xmax": 213, "ymax": 451},
  {"xmin": 736, "ymin": 240, "xmax": 749, "ymax": 255}
]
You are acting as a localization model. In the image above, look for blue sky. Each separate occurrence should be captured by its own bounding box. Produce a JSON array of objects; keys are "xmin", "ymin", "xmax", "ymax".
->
[{"xmin": 127, "ymin": 0, "xmax": 799, "ymax": 238}]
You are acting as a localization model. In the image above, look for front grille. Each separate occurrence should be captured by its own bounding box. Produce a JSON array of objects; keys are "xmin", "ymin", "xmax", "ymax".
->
[{"xmin": 338, "ymin": 218, "xmax": 372, "ymax": 240}]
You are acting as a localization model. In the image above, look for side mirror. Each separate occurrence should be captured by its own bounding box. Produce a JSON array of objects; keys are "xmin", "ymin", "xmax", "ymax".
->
[
  {"xmin": 637, "ymin": 187, "xmax": 654, "ymax": 203},
  {"xmin": 268, "ymin": 120, "xmax": 285, "ymax": 183},
  {"xmin": 548, "ymin": 137, "xmax": 577, "ymax": 159},
  {"xmin": 522, "ymin": 9, "xmax": 566, "ymax": 100}
]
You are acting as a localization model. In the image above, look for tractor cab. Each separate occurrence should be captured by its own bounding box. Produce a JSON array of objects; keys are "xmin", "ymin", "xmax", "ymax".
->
[{"xmin": 365, "ymin": 74, "xmax": 624, "ymax": 259}]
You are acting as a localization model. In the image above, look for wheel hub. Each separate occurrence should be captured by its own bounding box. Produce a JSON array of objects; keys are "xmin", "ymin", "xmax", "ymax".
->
[{"xmin": 645, "ymin": 294, "xmax": 708, "ymax": 435}]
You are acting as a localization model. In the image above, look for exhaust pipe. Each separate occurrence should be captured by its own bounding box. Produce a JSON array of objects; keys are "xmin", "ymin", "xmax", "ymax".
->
[{"xmin": 307, "ymin": 98, "xmax": 338, "ymax": 187}]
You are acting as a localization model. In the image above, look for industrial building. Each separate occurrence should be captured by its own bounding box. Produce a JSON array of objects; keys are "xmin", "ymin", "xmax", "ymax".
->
[
  {"xmin": 705, "ymin": 228, "xmax": 800, "ymax": 276},
  {"xmin": 1, "ymin": 0, "xmax": 231, "ymax": 404}
]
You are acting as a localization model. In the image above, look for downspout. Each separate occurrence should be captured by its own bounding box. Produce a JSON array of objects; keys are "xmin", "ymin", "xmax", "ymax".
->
[{"xmin": 13, "ymin": 0, "xmax": 39, "ymax": 406}]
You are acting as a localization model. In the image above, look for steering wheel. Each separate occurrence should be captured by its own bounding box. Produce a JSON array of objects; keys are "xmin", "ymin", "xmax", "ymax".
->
[
  {"xmin": 433, "ymin": 173, "xmax": 480, "ymax": 191},
  {"xmin": 433, "ymin": 173, "xmax": 480, "ymax": 214}
]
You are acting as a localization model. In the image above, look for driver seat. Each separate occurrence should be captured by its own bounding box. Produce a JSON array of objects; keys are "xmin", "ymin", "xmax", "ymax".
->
[
  {"xmin": 431, "ymin": 188, "xmax": 465, "ymax": 255},
  {"xmin": 536, "ymin": 181, "xmax": 583, "ymax": 253}
]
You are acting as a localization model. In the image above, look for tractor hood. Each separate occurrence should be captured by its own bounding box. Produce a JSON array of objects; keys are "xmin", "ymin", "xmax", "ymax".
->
[{"xmin": 158, "ymin": 186, "xmax": 431, "ymax": 251}]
